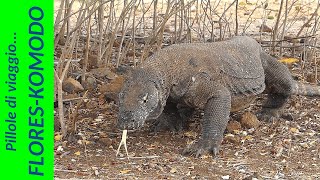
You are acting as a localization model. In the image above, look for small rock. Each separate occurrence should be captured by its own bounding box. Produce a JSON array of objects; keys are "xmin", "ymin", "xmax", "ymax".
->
[
  {"xmin": 113, "ymin": 39, "xmax": 121, "ymax": 48},
  {"xmin": 57, "ymin": 146, "xmax": 64, "ymax": 152},
  {"xmin": 88, "ymin": 54, "xmax": 99, "ymax": 68},
  {"xmin": 90, "ymin": 68, "xmax": 118, "ymax": 79},
  {"xmin": 83, "ymin": 76, "xmax": 97, "ymax": 90},
  {"xmin": 126, "ymin": 50, "xmax": 135, "ymax": 57},
  {"xmin": 271, "ymin": 144, "xmax": 283, "ymax": 157},
  {"xmin": 170, "ymin": 167, "xmax": 177, "ymax": 173},
  {"xmin": 243, "ymin": 172, "xmax": 261, "ymax": 180},
  {"xmin": 307, "ymin": 73, "xmax": 317, "ymax": 83},
  {"xmin": 240, "ymin": 112, "xmax": 260, "ymax": 129},
  {"xmin": 62, "ymin": 77, "xmax": 84, "ymax": 93},
  {"xmin": 100, "ymin": 75, "xmax": 125, "ymax": 103},
  {"xmin": 99, "ymin": 138, "xmax": 113, "ymax": 147},
  {"xmin": 190, "ymin": 5, "xmax": 197, "ymax": 12},
  {"xmin": 79, "ymin": 53, "xmax": 98, "ymax": 69},
  {"xmin": 247, "ymin": 128, "xmax": 255, "ymax": 134},
  {"xmin": 67, "ymin": 164, "xmax": 74, "ymax": 170},
  {"xmin": 290, "ymin": 127, "xmax": 299, "ymax": 134},
  {"xmin": 94, "ymin": 169, "xmax": 99, "ymax": 176},
  {"xmin": 290, "ymin": 100, "xmax": 300, "ymax": 108},
  {"xmin": 99, "ymin": 75, "xmax": 124, "ymax": 94},
  {"xmin": 164, "ymin": 25, "xmax": 172, "ymax": 33},
  {"xmin": 259, "ymin": 24, "xmax": 272, "ymax": 33},
  {"xmin": 226, "ymin": 120, "xmax": 242, "ymax": 133},
  {"xmin": 224, "ymin": 134, "xmax": 240, "ymax": 144},
  {"xmin": 86, "ymin": 99, "xmax": 99, "ymax": 109},
  {"xmin": 57, "ymin": 36, "xmax": 66, "ymax": 46},
  {"xmin": 283, "ymin": 36, "xmax": 300, "ymax": 43},
  {"xmin": 104, "ymin": 93, "xmax": 118, "ymax": 103},
  {"xmin": 63, "ymin": 93, "xmax": 78, "ymax": 100}
]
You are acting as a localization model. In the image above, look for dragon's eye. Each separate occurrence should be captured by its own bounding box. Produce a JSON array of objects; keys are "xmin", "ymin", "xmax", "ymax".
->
[{"xmin": 142, "ymin": 93, "xmax": 148, "ymax": 103}]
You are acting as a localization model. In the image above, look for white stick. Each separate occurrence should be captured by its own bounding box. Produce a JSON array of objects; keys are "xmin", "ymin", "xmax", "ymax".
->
[{"xmin": 116, "ymin": 130, "xmax": 129, "ymax": 159}]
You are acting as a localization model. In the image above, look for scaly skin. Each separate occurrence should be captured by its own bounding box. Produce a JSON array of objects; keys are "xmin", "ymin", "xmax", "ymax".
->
[{"xmin": 117, "ymin": 36, "xmax": 320, "ymax": 157}]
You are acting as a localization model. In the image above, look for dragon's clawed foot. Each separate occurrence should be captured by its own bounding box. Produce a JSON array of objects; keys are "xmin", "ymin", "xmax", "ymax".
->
[
  {"xmin": 257, "ymin": 108, "xmax": 281, "ymax": 122},
  {"xmin": 182, "ymin": 139, "xmax": 221, "ymax": 158},
  {"xmin": 258, "ymin": 109, "xmax": 294, "ymax": 122},
  {"xmin": 258, "ymin": 113, "xmax": 278, "ymax": 122}
]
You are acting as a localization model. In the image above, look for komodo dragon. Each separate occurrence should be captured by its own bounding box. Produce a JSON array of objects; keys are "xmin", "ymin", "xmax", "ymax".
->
[{"xmin": 117, "ymin": 36, "xmax": 320, "ymax": 157}]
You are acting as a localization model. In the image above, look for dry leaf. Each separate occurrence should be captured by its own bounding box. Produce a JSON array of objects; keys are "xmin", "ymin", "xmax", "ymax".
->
[
  {"xmin": 95, "ymin": 118, "xmax": 102, "ymax": 122},
  {"xmin": 200, "ymin": 155, "xmax": 210, "ymax": 159},
  {"xmin": 243, "ymin": 135, "xmax": 254, "ymax": 141},
  {"xmin": 184, "ymin": 131, "xmax": 197, "ymax": 138},
  {"xmin": 120, "ymin": 169, "xmax": 131, "ymax": 174},
  {"xmin": 279, "ymin": 58, "xmax": 299, "ymax": 64},
  {"xmin": 83, "ymin": 140, "xmax": 91, "ymax": 145},
  {"xmin": 170, "ymin": 167, "xmax": 177, "ymax": 173},
  {"xmin": 74, "ymin": 151, "xmax": 81, "ymax": 156},
  {"xmin": 224, "ymin": 133, "xmax": 241, "ymax": 144},
  {"xmin": 187, "ymin": 140, "xmax": 195, "ymax": 145},
  {"xmin": 227, "ymin": 120, "xmax": 242, "ymax": 133},
  {"xmin": 274, "ymin": 145, "xmax": 284, "ymax": 157},
  {"xmin": 290, "ymin": 127, "xmax": 299, "ymax": 133},
  {"xmin": 77, "ymin": 140, "xmax": 83, "ymax": 145},
  {"xmin": 300, "ymin": 142, "xmax": 309, "ymax": 148},
  {"xmin": 222, "ymin": 175, "xmax": 230, "ymax": 179},
  {"xmin": 54, "ymin": 134, "xmax": 62, "ymax": 141},
  {"xmin": 267, "ymin": 15, "xmax": 274, "ymax": 20},
  {"xmin": 239, "ymin": 1, "xmax": 246, "ymax": 6},
  {"xmin": 57, "ymin": 146, "xmax": 63, "ymax": 152},
  {"xmin": 94, "ymin": 169, "xmax": 99, "ymax": 176}
]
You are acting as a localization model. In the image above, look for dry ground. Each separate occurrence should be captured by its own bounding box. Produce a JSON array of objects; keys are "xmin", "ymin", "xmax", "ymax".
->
[
  {"xmin": 54, "ymin": 61, "xmax": 320, "ymax": 179},
  {"xmin": 54, "ymin": 93, "xmax": 320, "ymax": 179},
  {"xmin": 54, "ymin": 0, "xmax": 320, "ymax": 179}
]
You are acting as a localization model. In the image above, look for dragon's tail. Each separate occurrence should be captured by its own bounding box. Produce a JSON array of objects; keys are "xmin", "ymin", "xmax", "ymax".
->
[{"xmin": 292, "ymin": 82, "xmax": 320, "ymax": 96}]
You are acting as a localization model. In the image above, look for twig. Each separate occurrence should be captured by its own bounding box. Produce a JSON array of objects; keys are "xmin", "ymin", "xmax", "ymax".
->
[
  {"xmin": 218, "ymin": 0, "xmax": 237, "ymax": 40},
  {"xmin": 62, "ymin": 97, "xmax": 88, "ymax": 102},
  {"xmin": 235, "ymin": 0, "xmax": 238, "ymax": 36},
  {"xmin": 260, "ymin": 35, "xmax": 317, "ymax": 43},
  {"xmin": 82, "ymin": 1, "xmax": 92, "ymax": 83},
  {"xmin": 272, "ymin": 0, "xmax": 284, "ymax": 53},
  {"xmin": 54, "ymin": 169, "xmax": 78, "ymax": 173},
  {"xmin": 279, "ymin": 0, "xmax": 288, "ymax": 56},
  {"xmin": 296, "ymin": 2, "xmax": 320, "ymax": 38},
  {"xmin": 261, "ymin": 44, "xmax": 320, "ymax": 49},
  {"xmin": 116, "ymin": 155, "xmax": 160, "ymax": 160},
  {"xmin": 68, "ymin": 90, "xmax": 88, "ymax": 141}
]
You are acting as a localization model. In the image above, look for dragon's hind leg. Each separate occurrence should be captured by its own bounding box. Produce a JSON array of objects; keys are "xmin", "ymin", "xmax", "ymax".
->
[{"xmin": 260, "ymin": 52, "xmax": 295, "ymax": 121}]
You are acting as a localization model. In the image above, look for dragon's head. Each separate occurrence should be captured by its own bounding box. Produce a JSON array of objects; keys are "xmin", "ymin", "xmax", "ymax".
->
[{"xmin": 117, "ymin": 69, "xmax": 164, "ymax": 130}]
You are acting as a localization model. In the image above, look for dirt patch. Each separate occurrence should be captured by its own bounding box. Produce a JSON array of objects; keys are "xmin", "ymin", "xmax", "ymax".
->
[{"xmin": 54, "ymin": 92, "xmax": 320, "ymax": 179}]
